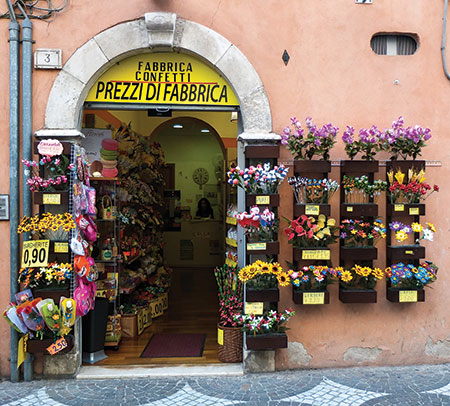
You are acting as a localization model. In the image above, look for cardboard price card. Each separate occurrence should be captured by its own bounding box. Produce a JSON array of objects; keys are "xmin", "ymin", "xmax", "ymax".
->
[
  {"xmin": 54, "ymin": 242, "xmax": 69, "ymax": 253},
  {"xmin": 225, "ymin": 238, "xmax": 237, "ymax": 247},
  {"xmin": 42, "ymin": 193, "xmax": 61, "ymax": 205},
  {"xmin": 22, "ymin": 240, "xmax": 50, "ymax": 268},
  {"xmin": 161, "ymin": 293, "xmax": 169, "ymax": 311},
  {"xmin": 346, "ymin": 206, "xmax": 354, "ymax": 212},
  {"xmin": 245, "ymin": 302, "xmax": 264, "ymax": 315},
  {"xmin": 409, "ymin": 207, "xmax": 420, "ymax": 215},
  {"xmin": 247, "ymin": 242, "xmax": 267, "ymax": 251},
  {"xmin": 217, "ymin": 328, "xmax": 223, "ymax": 345},
  {"xmin": 137, "ymin": 310, "xmax": 145, "ymax": 335},
  {"xmin": 303, "ymin": 292, "xmax": 325, "ymax": 305},
  {"xmin": 226, "ymin": 216, "xmax": 237, "ymax": 225},
  {"xmin": 46, "ymin": 337, "xmax": 68, "ymax": 355},
  {"xmin": 394, "ymin": 204, "xmax": 405, "ymax": 212},
  {"xmin": 255, "ymin": 195, "xmax": 270, "ymax": 205},
  {"xmin": 302, "ymin": 249, "xmax": 330, "ymax": 260},
  {"xmin": 305, "ymin": 205, "xmax": 320, "ymax": 215},
  {"xmin": 150, "ymin": 297, "xmax": 164, "ymax": 318},
  {"xmin": 399, "ymin": 290, "xmax": 418, "ymax": 302}
]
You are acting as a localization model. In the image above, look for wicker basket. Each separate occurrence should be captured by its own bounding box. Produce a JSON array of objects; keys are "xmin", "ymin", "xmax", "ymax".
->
[{"xmin": 218, "ymin": 324, "xmax": 243, "ymax": 363}]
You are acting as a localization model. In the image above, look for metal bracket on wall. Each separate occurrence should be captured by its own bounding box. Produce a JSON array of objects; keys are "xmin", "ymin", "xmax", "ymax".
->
[{"xmin": 355, "ymin": 0, "xmax": 372, "ymax": 3}]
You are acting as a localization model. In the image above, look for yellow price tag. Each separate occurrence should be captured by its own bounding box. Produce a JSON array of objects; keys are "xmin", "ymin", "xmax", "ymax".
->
[
  {"xmin": 137, "ymin": 309, "xmax": 145, "ymax": 335},
  {"xmin": 245, "ymin": 302, "xmax": 264, "ymax": 315},
  {"xmin": 225, "ymin": 258, "xmax": 237, "ymax": 268},
  {"xmin": 302, "ymin": 249, "xmax": 330, "ymax": 260},
  {"xmin": 42, "ymin": 193, "xmax": 61, "ymax": 205},
  {"xmin": 17, "ymin": 334, "xmax": 28, "ymax": 368},
  {"xmin": 346, "ymin": 206, "xmax": 353, "ymax": 212},
  {"xmin": 46, "ymin": 337, "xmax": 68, "ymax": 356},
  {"xmin": 149, "ymin": 297, "xmax": 164, "ymax": 318},
  {"xmin": 54, "ymin": 242, "xmax": 69, "ymax": 253},
  {"xmin": 226, "ymin": 216, "xmax": 237, "ymax": 225},
  {"xmin": 405, "ymin": 250, "xmax": 414, "ymax": 255},
  {"xmin": 305, "ymin": 205, "xmax": 320, "ymax": 215},
  {"xmin": 247, "ymin": 242, "xmax": 267, "ymax": 251},
  {"xmin": 303, "ymin": 292, "xmax": 325, "ymax": 304},
  {"xmin": 226, "ymin": 238, "xmax": 237, "ymax": 247},
  {"xmin": 217, "ymin": 328, "xmax": 223, "ymax": 345},
  {"xmin": 394, "ymin": 204, "xmax": 404, "ymax": 212},
  {"xmin": 399, "ymin": 290, "xmax": 418, "ymax": 302},
  {"xmin": 409, "ymin": 207, "xmax": 419, "ymax": 215},
  {"xmin": 255, "ymin": 195, "xmax": 270, "ymax": 205},
  {"xmin": 161, "ymin": 293, "xmax": 169, "ymax": 311},
  {"xmin": 21, "ymin": 240, "xmax": 50, "ymax": 268}
]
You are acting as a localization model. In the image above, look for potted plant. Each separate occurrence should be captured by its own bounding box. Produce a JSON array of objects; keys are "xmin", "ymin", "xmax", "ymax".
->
[
  {"xmin": 239, "ymin": 261, "xmax": 289, "ymax": 302},
  {"xmin": 214, "ymin": 264, "xmax": 244, "ymax": 362},
  {"xmin": 335, "ymin": 265, "xmax": 384, "ymax": 303},
  {"xmin": 385, "ymin": 261, "xmax": 438, "ymax": 302},
  {"xmin": 234, "ymin": 309, "xmax": 295, "ymax": 350},
  {"xmin": 288, "ymin": 265, "xmax": 333, "ymax": 304}
]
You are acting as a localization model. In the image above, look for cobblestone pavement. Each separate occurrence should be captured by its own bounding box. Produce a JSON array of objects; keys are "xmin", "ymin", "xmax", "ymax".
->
[{"xmin": 0, "ymin": 363, "xmax": 449, "ymax": 406}]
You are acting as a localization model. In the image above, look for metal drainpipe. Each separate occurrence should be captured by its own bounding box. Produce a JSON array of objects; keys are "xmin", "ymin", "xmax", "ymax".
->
[
  {"xmin": 6, "ymin": 0, "xmax": 20, "ymax": 383},
  {"xmin": 17, "ymin": 2, "xmax": 33, "ymax": 381},
  {"xmin": 442, "ymin": 0, "xmax": 450, "ymax": 80}
]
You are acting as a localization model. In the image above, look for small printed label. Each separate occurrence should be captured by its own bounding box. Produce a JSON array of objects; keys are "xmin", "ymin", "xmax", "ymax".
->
[
  {"xmin": 37, "ymin": 138, "xmax": 63, "ymax": 156},
  {"xmin": 22, "ymin": 240, "xmax": 50, "ymax": 268},
  {"xmin": 149, "ymin": 297, "xmax": 164, "ymax": 319},
  {"xmin": 302, "ymin": 249, "xmax": 330, "ymax": 260},
  {"xmin": 54, "ymin": 242, "xmax": 69, "ymax": 253},
  {"xmin": 405, "ymin": 250, "xmax": 414, "ymax": 255},
  {"xmin": 394, "ymin": 204, "xmax": 405, "ymax": 212},
  {"xmin": 303, "ymin": 292, "xmax": 325, "ymax": 305},
  {"xmin": 247, "ymin": 242, "xmax": 267, "ymax": 251},
  {"xmin": 225, "ymin": 258, "xmax": 237, "ymax": 268},
  {"xmin": 43, "ymin": 193, "xmax": 61, "ymax": 205},
  {"xmin": 305, "ymin": 205, "xmax": 320, "ymax": 215},
  {"xmin": 399, "ymin": 290, "xmax": 418, "ymax": 302},
  {"xmin": 217, "ymin": 328, "xmax": 223, "ymax": 345},
  {"xmin": 226, "ymin": 238, "xmax": 237, "ymax": 247},
  {"xmin": 409, "ymin": 207, "xmax": 419, "ymax": 215},
  {"xmin": 245, "ymin": 302, "xmax": 264, "ymax": 315},
  {"xmin": 46, "ymin": 337, "xmax": 68, "ymax": 355},
  {"xmin": 255, "ymin": 195, "xmax": 270, "ymax": 205},
  {"xmin": 346, "ymin": 206, "xmax": 353, "ymax": 212},
  {"xmin": 226, "ymin": 216, "xmax": 237, "ymax": 225}
]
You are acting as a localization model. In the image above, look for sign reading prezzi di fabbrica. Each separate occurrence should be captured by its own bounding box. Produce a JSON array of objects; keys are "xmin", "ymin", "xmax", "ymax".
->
[{"xmin": 85, "ymin": 53, "xmax": 239, "ymax": 107}]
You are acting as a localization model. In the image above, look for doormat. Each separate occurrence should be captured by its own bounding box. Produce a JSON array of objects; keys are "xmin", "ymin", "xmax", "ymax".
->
[{"xmin": 140, "ymin": 333, "xmax": 206, "ymax": 358}]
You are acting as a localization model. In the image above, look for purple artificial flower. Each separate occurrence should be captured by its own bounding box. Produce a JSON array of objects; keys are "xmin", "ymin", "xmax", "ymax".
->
[
  {"xmin": 283, "ymin": 126, "xmax": 291, "ymax": 135},
  {"xmin": 340, "ymin": 232, "xmax": 347, "ymax": 239},
  {"xmin": 342, "ymin": 126, "xmax": 354, "ymax": 144},
  {"xmin": 314, "ymin": 138, "xmax": 321, "ymax": 146},
  {"xmin": 305, "ymin": 116, "xmax": 313, "ymax": 129},
  {"xmin": 424, "ymin": 129, "xmax": 432, "ymax": 141},
  {"xmin": 402, "ymin": 225, "xmax": 412, "ymax": 234},
  {"xmin": 389, "ymin": 221, "xmax": 403, "ymax": 231},
  {"xmin": 294, "ymin": 129, "xmax": 304, "ymax": 138}
]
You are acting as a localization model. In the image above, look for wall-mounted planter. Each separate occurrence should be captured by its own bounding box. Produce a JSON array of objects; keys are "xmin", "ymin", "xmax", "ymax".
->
[
  {"xmin": 340, "ymin": 160, "xmax": 379, "ymax": 173},
  {"xmin": 340, "ymin": 203, "xmax": 378, "ymax": 217},
  {"xmin": 387, "ymin": 245, "xmax": 425, "ymax": 261},
  {"xmin": 33, "ymin": 191, "xmax": 69, "ymax": 205},
  {"xmin": 386, "ymin": 287, "xmax": 425, "ymax": 303},
  {"xmin": 339, "ymin": 288, "xmax": 377, "ymax": 303},
  {"xmin": 32, "ymin": 288, "xmax": 70, "ymax": 302},
  {"xmin": 293, "ymin": 247, "xmax": 331, "ymax": 261},
  {"xmin": 246, "ymin": 241, "xmax": 279, "ymax": 255},
  {"xmin": 292, "ymin": 288, "xmax": 330, "ymax": 305},
  {"xmin": 245, "ymin": 286, "xmax": 279, "ymax": 302},
  {"xmin": 340, "ymin": 246, "xmax": 377, "ymax": 261},
  {"xmin": 294, "ymin": 160, "xmax": 331, "ymax": 174},
  {"xmin": 386, "ymin": 203, "xmax": 425, "ymax": 216},
  {"xmin": 385, "ymin": 160, "xmax": 426, "ymax": 172},
  {"xmin": 27, "ymin": 335, "xmax": 74, "ymax": 354},
  {"xmin": 245, "ymin": 145, "xmax": 280, "ymax": 159},
  {"xmin": 294, "ymin": 203, "xmax": 331, "ymax": 217},
  {"xmin": 246, "ymin": 194, "xmax": 280, "ymax": 207},
  {"xmin": 245, "ymin": 332, "xmax": 287, "ymax": 350}
]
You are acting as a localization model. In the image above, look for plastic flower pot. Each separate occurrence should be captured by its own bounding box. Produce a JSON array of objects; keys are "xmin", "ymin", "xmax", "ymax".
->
[
  {"xmin": 245, "ymin": 286, "xmax": 279, "ymax": 302},
  {"xmin": 292, "ymin": 288, "xmax": 330, "ymax": 305},
  {"xmin": 217, "ymin": 324, "xmax": 243, "ymax": 363},
  {"xmin": 386, "ymin": 287, "xmax": 425, "ymax": 303},
  {"xmin": 245, "ymin": 332, "xmax": 288, "ymax": 350},
  {"xmin": 339, "ymin": 287, "xmax": 377, "ymax": 303}
]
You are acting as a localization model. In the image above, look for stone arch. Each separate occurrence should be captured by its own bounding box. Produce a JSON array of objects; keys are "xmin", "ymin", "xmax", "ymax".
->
[{"xmin": 40, "ymin": 12, "xmax": 276, "ymax": 140}]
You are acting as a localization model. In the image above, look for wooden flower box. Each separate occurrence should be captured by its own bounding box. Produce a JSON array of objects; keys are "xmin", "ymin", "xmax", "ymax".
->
[
  {"xmin": 385, "ymin": 160, "xmax": 426, "ymax": 172},
  {"xmin": 294, "ymin": 160, "xmax": 331, "ymax": 174},
  {"xmin": 340, "ymin": 203, "xmax": 378, "ymax": 217},
  {"xmin": 340, "ymin": 160, "xmax": 379, "ymax": 173},
  {"xmin": 386, "ymin": 203, "xmax": 425, "ymax": 216},
  {"xmin": 386, "ymin": 287, "xmax": 425, "ymax": 303},
  {"xmin": 33, "ymin": 191, "xmax": 69, "ymax": 206},
  {"xmin": 246, "ymin": 241, "xmax": 279, "ymax": 255},
  {"xmin": 246, "ymin": 194, "xmax": 280, "ymax": 207},
  {"xmin": 387, "ymin": 245, "xmax": 425, "ymax": 261},
  {"xmin": 292, "ymin": 288, "xmax": 330, "ymax": 305},
  {"xmin": 245, "ymin": 286, "xmax": 279, "ymax": 303},
  {"xmin": 340, "ymin": 246, "xmax": 377, "ymax": 261},
  {"xmin": 294, "ymin": 203, "xmax": 331, "ymax": 217},
  {"xmin": 245, "ymin": 145, "xmax": 280, "ymax": 159},
  {"xmin": 339, "ymin": 288, "xmax": 377, "ymax": 303},
  {"xmin": 293, "ymin": 247, "xmax": 331, "ymax": 261},
  {"xmin": 27, "ymin": 335, "xmax": 74, "ymax": 354},
  {"xmin": 32, "ymin": 288, "xmax": 70, "ymax": 302},
  {"xmin": 245, "ymin": 332, "xmax": 288, "ymax": 350}
]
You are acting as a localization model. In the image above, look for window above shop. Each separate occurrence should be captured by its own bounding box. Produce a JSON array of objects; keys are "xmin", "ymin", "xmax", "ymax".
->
[{"xmin": 371, "ymin": 34, "xmax": 418, "ymax": 55}]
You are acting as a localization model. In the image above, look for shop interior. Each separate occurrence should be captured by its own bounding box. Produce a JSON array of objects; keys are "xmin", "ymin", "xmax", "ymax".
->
[{"xmin": 80, "ymin": 108, "xmax": 238, "ymax": 365}]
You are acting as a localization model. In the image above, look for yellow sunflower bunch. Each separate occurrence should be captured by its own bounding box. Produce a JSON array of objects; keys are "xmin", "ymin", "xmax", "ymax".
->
[
  {"xmin": 353, "ymin": 265, "xmax": 383, "ymax": 280},
  {"xmin": 17, "ymin": 212, "xmax": 75, "ymax": 234},
  {"xmin": 238, "ymin": 261, "xmax": 290, "ymax": 287}
]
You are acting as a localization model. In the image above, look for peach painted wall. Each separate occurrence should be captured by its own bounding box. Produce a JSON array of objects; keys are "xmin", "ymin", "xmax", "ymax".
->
[{"xmin": 0, "ymin": 0, "xmax": 449, "ymax": 374}]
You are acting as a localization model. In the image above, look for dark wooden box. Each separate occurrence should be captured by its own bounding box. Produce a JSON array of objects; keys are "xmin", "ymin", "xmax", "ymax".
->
[
  {"xmin": 246, "ymin": 194, "xmax": 280, "ymax": 207},
  {"xmin": 294, "ymin": 203, "xmax": 331, "ymax": 217},
  {"xmin": 246, "ymin": 333, "xmax": 288, "ymax": 350},
  {"xmin": 245, "ymin": 145, "xmax": 280, "ymax": 159},
  {"xmin": 340, "ymin": 203, "xmax": 378, "ymax": 217},
  {"xmin": 386, "ymin": 287, "xmax": 425, "ymax": 303},
  {"xmin": 387, "ymin": 245, "xmax": 425, "ymax": 261},
  {"xmin": 292, "ymin": 288, "xmax": 330, "ymax": 305},
  {"xmin": 340, "ymin": 246, "xmax": 378, "ymax": 260},
  {"xmin": 246, "ymin": 241, "xmax": 279, "ymax": 255},
  {"xmin": 340, "ymin": 160, "xmax": 379, "ymax": 173},
  {"xmin": 245, "ymin": 287, "xmax": 279, "ymax": 302},
  {"xmin": 294, "ymin": 160, "xmax": 331, "ymax": 174},
  {"xmin": 339, "ymin": 288, "xmax": 377, "ymax": 303},
  {"xmin": 386, "ymin": 203, "xmax": 425, "ymax": 216}
]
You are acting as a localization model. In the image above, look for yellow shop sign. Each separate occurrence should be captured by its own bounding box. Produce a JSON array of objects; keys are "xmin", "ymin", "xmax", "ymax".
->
[{"xmin": 86, "ymin": 53, "xmax": 239, "ymax": 106}]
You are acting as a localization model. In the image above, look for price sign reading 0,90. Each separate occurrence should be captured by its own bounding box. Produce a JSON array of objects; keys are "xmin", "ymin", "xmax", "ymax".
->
[{"xmin": 21, "ymin": 240, "xmax": 50, "ymax": 268}]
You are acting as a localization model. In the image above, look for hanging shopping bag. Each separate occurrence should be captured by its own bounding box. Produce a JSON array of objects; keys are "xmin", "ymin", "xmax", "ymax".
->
[{"xmin": 101, "ymin": 195, "xmax": 116, "ymax": 220}]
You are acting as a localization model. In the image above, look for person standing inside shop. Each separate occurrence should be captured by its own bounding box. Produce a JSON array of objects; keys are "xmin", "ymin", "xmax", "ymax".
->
[{"xmin": 195, "ymin": 198, "xmax": 214, "ymax": 219}]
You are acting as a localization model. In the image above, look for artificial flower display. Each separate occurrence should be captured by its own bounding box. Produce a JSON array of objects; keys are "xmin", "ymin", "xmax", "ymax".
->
[
  {"xmin": 288, "ymin": 177, "xmax": 339, "ymax": 204},
  {"xmin": 236, "ymin": 206, "xmax": 276, "ymax": 242},
  {"xmin": 342, "ymin": 125, "xmax": 384, "ymax": 161},
  {"xmin": 213, "ymin": 264, "xmax": 243, "ymax": 328},
  {"xmin": 389, "ymin": 221, "xmax": 436, "ymax": 243},
  {"xmin": 342, "ymin": 175, "xmax": 387, "ymax": 204},
  {"xmin": 288, "ymin": 266, "xmax": 334, "ymax": 291},
  {"xmin": 334, "ymin": 265, "xmax": 384, "ymax": 290},
  {"xmin": 18, "ymin": 263, "xmax": 73, "ymax": 289},
  {"xmin": 339, "ymin": 219, "xmax": 386, "ymax": 247},
  {"xmin": 17, "ymin": 213, "xmax": 75, "ymax": 235},
  {"xmin": 284, "ymin": 214, "xmax": 338, "ymax": 247},
  {"xmin": 386, "ymin": 261, "xmax": 438, "ymax": 289},
  {"xmin": 233, "ymin": 309, "xmax": 295, "ymax": 335},
  {"xmin": 239, "ymin": 261, "xmax": 290, "ymax": 289},
  {"xmin": 282, "ymin": 116, "xmax": 338, "ymax": 161},
  {"xmin": 387, "ymin": 168, "xmax": 439, "ymax": 204},
  {"xmin": 227, "ymin": 163, "xmax": 288, "ymax": 194}
]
